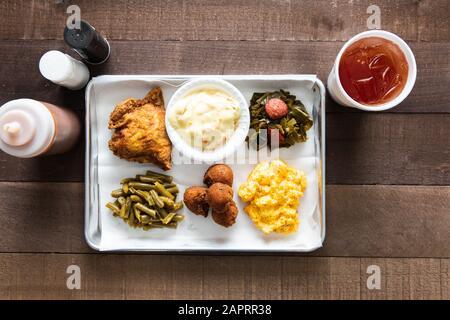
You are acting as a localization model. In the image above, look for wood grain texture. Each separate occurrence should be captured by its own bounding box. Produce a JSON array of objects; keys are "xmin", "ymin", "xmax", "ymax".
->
[
  {"xmin": 442, "ymin": 259, "xmax": 450, "ymax": 300},
  {"xmin": 0, "ymin": 139, "xmax": 84, "ymax": 182},
  {"xmin": 0, "ymin": 0, "xmax": 449, "ymax": 300},
  {"xmin": 1, "ymin": 254, "xmax": 448, "ymax": 300},
  {"xmin": 320, "ymin": 185, "xmax": 450, "ymax": 257},
  {"xmin": 360, "ymin": 258, "xmax": 442, "ymax": 300},
  {"xmin": 418, "ymin": 0, "xmax": 450, "ymax": 42},
  {"xmin": 302, "ymin": 257, "xmax": 361, "ymax": 299},
  {"xmin": 326, "ymin": 113, "xmax": 450, "ymax": 185},
  {"xmin": 0, "ymin": 182, "xmax": 90, "ymax": 253},
  {"xmin": 1, "ymin": 40, "xmax": 449, "ymax": 114},
  {"xmin": 0, "ymin": 0, "xmax": 422, "ymax": 41},
  {"xmin": 0, "ymin": 183, "xmax": 449, "ymax": 258}
]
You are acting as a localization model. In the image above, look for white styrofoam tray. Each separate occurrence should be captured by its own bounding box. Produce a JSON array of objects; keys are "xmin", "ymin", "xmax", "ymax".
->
[{"xmin": 85, "ymin": 75, "xmax": 326, "ymax": 252}]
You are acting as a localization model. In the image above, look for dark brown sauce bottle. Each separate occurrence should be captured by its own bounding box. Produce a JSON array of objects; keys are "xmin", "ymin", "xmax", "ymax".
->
[{"xmin": 338, "ymin": 37, "xmax": 409, "ymax": 105}]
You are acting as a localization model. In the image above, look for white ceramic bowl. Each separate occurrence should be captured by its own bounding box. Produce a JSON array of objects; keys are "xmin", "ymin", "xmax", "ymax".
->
[
  {"xmin": 327, "ymin": 30, "xmax": 417, "ymax": 111},
  {"xmin": 165, "ymin": 78, "xmax": 250, "ymax": 163}
]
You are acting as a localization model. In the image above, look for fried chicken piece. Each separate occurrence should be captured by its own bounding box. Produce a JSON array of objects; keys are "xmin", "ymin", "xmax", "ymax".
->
[
  {"xmin": 183, "ymin": 186, "xmax": 210, "ymax": 217},
  {"xmin": 203, "ymin": 164, "xmax": 234, "ymax": 187},
  {"xmin": 108, "ymin": 87, "xmax": 172, "ymax": 170}
]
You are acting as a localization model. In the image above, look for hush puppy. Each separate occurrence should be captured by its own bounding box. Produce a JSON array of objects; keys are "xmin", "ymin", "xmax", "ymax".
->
[
  {"xmin": 203, "ymin": 164, "xmax": 233, "ymax": 187},
  {"xmin": 183, "ymin": 186, "xmax": 209, "ymax": 217},
  {"xmin": 207, "ymin": 183, "xmax": 233, "ymax": 211},
  {"xmin": 212, "ymin": 201, "xmax": 238, "ymax": 228}
]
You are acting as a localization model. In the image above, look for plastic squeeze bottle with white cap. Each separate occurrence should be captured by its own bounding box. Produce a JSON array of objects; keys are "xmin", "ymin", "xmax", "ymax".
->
[
  {"xmin": 0, "ymin": 99, "xmax": 80, "ymax": 158},
  {"xmin": 39, "ymin": 50, "xmax": 90, "ymax": 90}
]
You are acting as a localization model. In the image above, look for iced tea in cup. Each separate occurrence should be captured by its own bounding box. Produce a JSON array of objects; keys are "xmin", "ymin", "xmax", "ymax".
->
[{"xmin": 327, "ymin": 30, "xmax": 417, "ymax": 111}]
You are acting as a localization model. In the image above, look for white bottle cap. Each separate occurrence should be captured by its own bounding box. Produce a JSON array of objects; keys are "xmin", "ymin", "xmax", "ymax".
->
[
  {"xmin": 0, "ymin": 99, "xmax": 55, "ymax": 158},
  {"xmin": 1, "ymin": 110, "xmax": 36, "ymax": 146},
  {"xmin": 39, "ymin": 50, "xmax": 90, "ymax": 90}
]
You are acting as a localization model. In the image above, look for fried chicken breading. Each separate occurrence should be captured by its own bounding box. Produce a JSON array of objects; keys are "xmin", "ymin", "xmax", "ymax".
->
[{"xmin": 108, "ymin": 87, "xmax": 172, "ymax": 170}]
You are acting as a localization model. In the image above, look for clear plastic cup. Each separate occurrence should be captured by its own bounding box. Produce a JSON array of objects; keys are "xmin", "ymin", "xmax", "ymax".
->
[{"xmin": 327, "ymin": 30, "xmax": 417, "ymax": 111}]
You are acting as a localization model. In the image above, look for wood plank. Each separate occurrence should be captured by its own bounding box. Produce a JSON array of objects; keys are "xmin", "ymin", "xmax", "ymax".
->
[
  {"xmin": 360, "ymin": 259, "xmax": 410, "ymax": 299},
  {"xmin": 0, "ymin": 138, "xmax": 84, "ymax": 182},
  {"xmin": 326, "ymin": 113, "xmax": 450, "ymax": 185},
  {"xmin": 360, "ymin": 258, "xmax": 442, "ymax": 300},
  {"xmin": 418, "ymin": 0, "xmax": 450, "ymax": 42},
  {"xmin": 0, "ymin": 0, "xmax": 420, "ymax": 41},
  {"xmin": 320, "ymin": 185, "xmax": 450, "ymax": 257},
  {"xmin": 0, "ymin": 182, "xmax": 90, "ymax": 253},
  {"xmin": 442, "ymin": 259, "xmax": 450, "ymax": 300},
  {"xmin": 305, "ymin": 257, "xmax": 361, "ymax": 299},
  {"xmin": 0, "ymin": 254, "xmax": 447, "ymax": 300},
  {"xmin": 1, "ymin": 40, "xmax": 449, "ymax": 114},
  {"xmin": 0, "ymin": 183, "xmax": 449, "ymax": 258},
  {"xmin": 203, "ymin": 256, "xmax": 251, "ymax": 299},
  {"xmin": 408, "ymin": 259, "xmax": 442, "ymax": 299}
]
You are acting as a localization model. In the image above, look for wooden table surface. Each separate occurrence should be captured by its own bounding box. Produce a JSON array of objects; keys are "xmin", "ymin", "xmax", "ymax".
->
[{"xmin": 0, "ymin": 0, "xmax": 449, "ymax": 300}]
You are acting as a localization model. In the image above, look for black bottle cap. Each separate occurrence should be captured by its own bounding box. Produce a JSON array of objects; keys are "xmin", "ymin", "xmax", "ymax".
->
[{"xmin": 64, "ymin": 20, "xmax": 110, "ymax": 65}]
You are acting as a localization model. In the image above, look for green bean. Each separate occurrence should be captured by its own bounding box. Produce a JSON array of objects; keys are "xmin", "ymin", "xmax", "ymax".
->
[
  {"xmin": 172, "ymin": 214, "xmax": 185, "ymax": 222},
  {"xmin": 146, "ymin": 171, "xmax": 173, "ymax": 183},
  {"xmin": 117, "ymin": 196, "xmax": 126, "ymax": 206},
  {"xmin": 128, "ymin": 182, "xmax": 156, "ymax": 191},
  {"xmin": 111, "ymin": 189, "xmax": 124, "ymax": 198},
  {"xmin": 107, "ymin": 172, "xmax": 182, "ymax": 231},
  {"xmin": 150, "ymin": 190, "xmax": 164, "ymax": 208},
  {"xmin": 106, "ymin": 202, "xmax": 121, "ymax": 215},
  {"xmin": 135, "ymin": 203, "xmax": 157, "ymax": 218},
  {"xmin": 133, "ymin": 205, "xmax": 142, "ymax": 222},
  {"xmin": 166, "ymin": 186, "xmax": 179, "ymax": 195},
  {"xmin": 152, "ymin": 221, "xmax": 178, "ymax": 229},
  {"xmin": 154, "ymin": 182, "xmax": 174, "ymax": 200},
  {"xmin": 138, "ymin": 176, "xmax": 160, "ymax": 184},
  {"xmin": 161, "ymin": 212, "xmax": 176, "ymax": 225},
  {"xmin": 143, "ymin": 224, "xmax": 164, "ymax": 230},
  {"xmin": 119, "ymin": 201, "xmax": 126, "ymax": 218},
  {"xmin": 128, "ymin": 204, "xmax": 136, "ymax": 227},
  {"xmin": 120, "ymin": 177, "xmax": 136, "ymax": 184},
  {"xmin": 160, "ymin": 196, "xmax": 175, "ymax": 209},
  {"xmin": 130, "ymin": 195, "xmax": 143, "ymax": 203},
  {"xmin": 163, "ymin": 182, "xmax": 177, "ymax": 188},
  {"xmin": 156, "ymin": 206, "xmax": 168, "ymax": 219},
  {"xmin": 120, "ymin": 197, "xmax": 131, "ymax": 219},
  {"xmin": 130, "ymin": 188, "xmax": 155, "ymax": 206},
  {"xmin": 173, "ymin": 202, "xmax": 184, "ymax": 211},
  {"xmin": 140, "ymin": 214, "xmax": 153, "ymax": 224}
]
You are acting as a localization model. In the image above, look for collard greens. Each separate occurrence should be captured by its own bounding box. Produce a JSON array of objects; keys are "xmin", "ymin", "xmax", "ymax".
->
[{"xmin": 248, "ymin": 90, "xmax": 313, "ymax": 149}]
